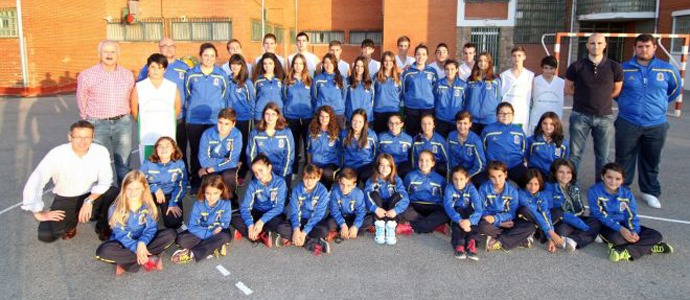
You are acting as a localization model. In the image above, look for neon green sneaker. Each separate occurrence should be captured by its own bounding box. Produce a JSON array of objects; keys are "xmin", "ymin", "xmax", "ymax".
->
[
  {"xmin": 651, "ymin": 242, "xmax": 674, "ymax": 254},
  {"xmin": 609, "ymin": 248, "xmax": 632, "ymax": 262},
  {"xmin": 171, "ymin": 249, "xmax": 194, "ymax": 264},
  {"xmin": 486, "ymin": 236, "xmax": 503, "ymax": 252}
]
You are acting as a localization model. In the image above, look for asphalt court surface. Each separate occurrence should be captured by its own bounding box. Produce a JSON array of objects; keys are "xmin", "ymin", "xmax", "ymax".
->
[{"xmin": 1, "ymin": 94, "xmax": 689, "ymax": 299}]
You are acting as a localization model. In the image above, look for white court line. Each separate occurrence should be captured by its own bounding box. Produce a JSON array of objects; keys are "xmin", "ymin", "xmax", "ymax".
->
[
  {"xmin": 638, "ymin": 214, "xmax": 690, "ymax": 225},
  {"xmin": 0, "ymin": 188, "xmax": 51, "ymax": 216}
]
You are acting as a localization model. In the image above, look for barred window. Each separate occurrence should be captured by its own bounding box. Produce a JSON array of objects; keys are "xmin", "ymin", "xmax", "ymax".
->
[
  {"xmin": 470, "ymin": 27, "xmax": 501, "ymax": 68},
  {"xmin": 106, "ymin": 20, "xmax": 163, "ymax": 42},
  {"xmin": 305, "ymin": 31, "xmax": 345, "ymax": 45},
  {"xmin": 0, "ymin": 8, "xmax": 17, "ymax": 38},
  {"xmin": 349, "ymin": 31, "xmax": 382, "ymax": 45},
  {"xmin": 672, "ymin": 15, "xmax": 690, "ymax": 53},
  {"xmin": 514, "ymin": 0, "xmax": 566, "ymax": 44},
  {"xmin": 171, "ymin": 18, "xmax": 232, "ymax": 41}
]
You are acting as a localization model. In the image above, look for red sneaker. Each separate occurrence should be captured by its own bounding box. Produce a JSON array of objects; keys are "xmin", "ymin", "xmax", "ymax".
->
[
  {"xmin": 396, "ymin": 223, "xmax": 413, "ymax": 236},
  {"xmin": 115, "ymin": 264, "xmax": 126, "ymax": 277},
  {"xmin": 466, "ymin": 239, "xmax": 479, "ymax": 261},
  {"xmin": 259, "ymin": 232, "xmax": 273, "ymax": 248},
  {"xmin": 326, "ymin": 231, "xmax": 338, "ymax": 242},
  {"xmin": 233, "ymin": 230, "xmax": 243, "ymax": 241},
  {"xmin": 434, "ymin": 224, "xmax": 449, "ymax": 235},
  {"xmin": 313, "ymin": 244, "xmax": 323, "ymax": 256},
  {"xmin": 367, "ymin": 225, "xmax": 376, "ymax": 233},
  {"xmin": 237, "ymin": 177, "xmax": 245, "ymax": 187}
]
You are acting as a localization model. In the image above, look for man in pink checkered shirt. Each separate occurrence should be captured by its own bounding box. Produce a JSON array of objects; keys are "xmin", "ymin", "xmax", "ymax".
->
[{"xmin": 77, "ymin": 40, "xmax": 135, "ymax": 182}]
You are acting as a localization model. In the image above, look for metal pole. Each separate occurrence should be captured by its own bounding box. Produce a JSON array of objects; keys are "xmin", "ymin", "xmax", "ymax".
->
[
  {"xmin": 261, "ymin": 0, "xmax": 265, "ymax": 49},
  {"xmin": 16, "ymin": 0, "xmax": 28, "ymax": 90}
]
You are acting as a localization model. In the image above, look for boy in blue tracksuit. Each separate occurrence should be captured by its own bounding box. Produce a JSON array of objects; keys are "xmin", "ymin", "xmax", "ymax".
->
[
  {"xmin": 173, "ymin": 175, "xmax": 232, "ymax": 264},
  {"xmin": 313, "ymin": 70, "xmax": 348, "ymax": 123},
  {"xmin": 433, "ymin": 60, "xmax": 467, "ymax": 137},
  {"xmin": 377, "ymin": 114, "xmax": 413, "ymax": 178},
  {"xmin": 448, "ymin": 112, "xmax": 486, "ymax": 186},
  {"xmin": 253, "ymin": 75, "xmax": 283, "ymax": 121},
  {"xmin": 329, "ymin": 168, "xmax": 372, "ymax": 242},
  {"xmin": 402, "ymin": 44, "xmax": 438, "ymax": 136},
  {"xmin": 589, "ymin": 163, "xmax": 672, "ymax": 262},
  {"xmin": 443, "ymin": 166, "xmax": 482, "ymax": 260},
  {"xmin": 289, "ymin": 165, "xmax": 332, "ymax": 254},
  {"xmin": 198, "ymin": 108, "xmax": 243, "ymax": 206},
  {"xmin": 231, "ymin": 154, "xmax": 293, "ymax": 247},
  {"xmin": 402, "ymin": 150, "xmax": 448, "ymax": 234},
  {"xmin": 412, "ymin": 114, "xmax": 450, "ymax": 177},
  {"xmin": 140, "ymin": 137, "xmax": 188, "ymax": 229},
  {"xmin": 482, "ymin": 103, "xmax": 527, "ymax": 186},
  {"xmin": 478, "ymin": 161, "xmax": 536, "ymax": 252}
]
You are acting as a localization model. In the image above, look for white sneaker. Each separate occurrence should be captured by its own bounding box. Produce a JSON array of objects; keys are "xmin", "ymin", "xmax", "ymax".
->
[
  {"xmin": 385, "ymin": 221, "xmax": 398, "ymax": 245},
  {"xmin": 595, "ymin": 236, "xmax": 603, "ymax": 244},
  {"xmin": 564, "ymin": 237, "xmax": 577, "ymax": 252},
  {"xmin": 641, "ymin": 193, "xmax": 661, "ymax": 209},
  {"xmin": 374, "ymin": 220, "xmax": 386, "ymax": 245}
]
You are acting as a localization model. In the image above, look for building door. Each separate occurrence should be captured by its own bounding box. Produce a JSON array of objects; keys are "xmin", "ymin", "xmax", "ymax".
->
[
  {"xmin": 577, "ymin": 22, "xmax": 626, "ymax": 62},
  {"xmin": 471, "ymin": 27, "xmax": 501, "ymax": 70}
]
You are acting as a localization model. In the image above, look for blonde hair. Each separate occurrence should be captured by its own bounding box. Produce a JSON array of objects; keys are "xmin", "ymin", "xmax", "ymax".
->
[{"xmin": 108, "ymin": 171, "xmax": 158, "ymax": 228}]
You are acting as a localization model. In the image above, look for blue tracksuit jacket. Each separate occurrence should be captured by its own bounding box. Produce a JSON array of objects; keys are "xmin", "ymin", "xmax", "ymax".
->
[
  {"xmin": 447, "ymin": 130, "xmax": 486, "ymax": 177},
  {"xmin": 240, "ymin": 175, "xmax": 288, "ymax": 227},
  {"xmin": 588, "ymin": 182, "xmax": 640, "ymax": 233},
  {"xmin": 187, "ymin": 199, "xmax": 232, "ymax": 240},
  {"xmin": 443, "ymin": 183, "xmax": 482, "ymax": 225},
  {"xmin": 289, "ymin": 182, "xmax": 329, "ymax": 234},
  {"xmin": 185, "ymin": 65, "xmax": 228, "ymax": 124},
  {"xmin": 226, "ymin": 76, "xmax": 256, "ymax": 121},
  {"xmin": 253, "ymin": 75, "xmax": 283, "ymax": 120},
  {"xmin": 340, "ymin": 129, "xmax": 378, "ymax": 169},
  {"xmin": 140, "ymin": 159, "xmax": 187, "ymax": 207},
  {"xmin": 364, "ymin": 176, "xmax": 410, "ymax": 214},
  {"xmin": 313, "ymin": 72, "xmax": 348, "ymax": 115},
  {"xmin": 330, "ymin": 185, "xmax": 367, "ymax": 228},
  {"xmin": 482, "ymin": 122, "xmax": 526, "ymax": 169},
  {"xmin": 345, "ymin": 81, "xmax": 375, "ymax": 121},
  {"xmin": 465, "ymin": 78, "xmax": 502, "ymax": 125},
  {"xmin": 199, "ymin": 126, "xmax": 243, "ymax": 171},
  {"xmin": 373, "ymin": 76, "xmax": 403, "ymax": 113},
  {"xmin": 108, "ymin": 204, "xmax": 158, "ymax": 252},
  {"xmin": 404, "ymin": 170, "xmax": 445, "ymax": 205},
  {"xmin": 526, "ymin": 134, "xmax": 569, "ymax": 175},
  {"xmin": 478, "ymin": 180, "xmax": 519, "ymax": 227},
  {"xmin": 434, "ymin": 76, "xmax": 467, "ymax": 123},
  {"xmin": 247, "ymin": 128, "xmax": 295, "ymax": 177},
  {"xmin": 377, "ymin": 130, "xmax": 413, "ymax": 164},
  {"xmin": 283, "ymin": 78, "xmax": 314, "ymax": 119},
  {"xmin": 402, "ymin": 65, "xmax": 438, "ymax": 109}
]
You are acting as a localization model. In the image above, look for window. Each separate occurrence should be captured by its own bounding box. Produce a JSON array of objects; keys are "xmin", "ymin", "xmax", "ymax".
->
[
  {"xmin": 349, "ymin": 31, "xmax": 382, "ymax": 45},
  {"xmin": 514, "ymin": 0, "xmax": 565, "ymax": 44},
  {"xmin": 0, "ymin": 8, "xmax": 18, "ymax": 38},
  {"xmin": 171, "ymin": 18, "xmax": 232, "ymax": 41},
  {"xmin": 106, "ymin": 20, "xmax": 163, "ymax": 42},
  {"xmin": 251, "ymin": 20, "xmax": 262, "ymax": 41},
  {"xmin": 672, "ymin": 15, "xmax": 690, "ymax": 53},
  {"xmin": 470, "ymin": 27, "xmax": 501, "ymax": 68},
  {"xmin": 305, "ymin": 31, "xmax": 345, "ymax": 45},
  {"xmin": 251, "ymin": 19, "xmax": 280, "ymax": 42},
  {"xmin": 274, "ymin": 26, "xmax": 284, "ymax": 43},
  {"xmin": 290, "ymin": 28, "xmax": 296, "ymax": 43}
]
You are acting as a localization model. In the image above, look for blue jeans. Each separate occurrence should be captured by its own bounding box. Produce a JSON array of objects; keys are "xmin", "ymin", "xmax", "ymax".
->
[
  {"xmin": 90, "ymin": 115, "xmax": 133, "ymax": 182},
  {"xmin": 615, "ymin": 118, "xmax": 669, "ymax": 197},
  {"xmin": 569, "ymin": 111, "xmax": 614, "ymax": 182}
]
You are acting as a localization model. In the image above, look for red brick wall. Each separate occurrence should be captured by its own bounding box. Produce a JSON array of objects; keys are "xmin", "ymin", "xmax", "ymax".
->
[{"xmin": 465, "ymin": 2, "xmax": 508, "ymax": 20}]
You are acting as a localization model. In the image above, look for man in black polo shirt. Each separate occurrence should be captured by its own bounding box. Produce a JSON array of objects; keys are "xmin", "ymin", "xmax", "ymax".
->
[{"xmin": 565, "ymin": 33, "xmax": 623, "ymax": 182}]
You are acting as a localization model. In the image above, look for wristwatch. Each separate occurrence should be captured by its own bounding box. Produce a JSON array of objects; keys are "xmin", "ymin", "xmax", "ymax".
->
[{"xmin": 83, "ymin": 197, "xmax": 95, "ymax": 205}]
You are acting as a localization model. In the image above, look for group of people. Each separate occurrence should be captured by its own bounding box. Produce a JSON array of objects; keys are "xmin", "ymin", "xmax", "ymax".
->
[{"xmin": 21, "ymin": 31, "xmax": 680, "ymax": 275}]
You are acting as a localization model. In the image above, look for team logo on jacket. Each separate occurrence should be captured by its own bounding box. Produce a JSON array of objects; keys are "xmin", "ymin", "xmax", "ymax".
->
[
  {"xmin": 657, "ymin": 73, "xmax": 664, "ymax": 81},
  {"xmin": 171, "ymin": 172, "xmax": 178, "ymax": 182},
  {"xmin": 402, "ymin": 143, "xmax": 408, "ymax": 151},
  {"xmin": 514, "ymin": 135, "xmax": 520, "ymax": 144},
  {"xmin": 311, "ymin": 198, "xmax": 318, "ymax": 209},
  {"xmin": 270, "ymin": 190, "xmax": 278, "ymax": 202},
  {"xmin": 619, "ymin": 201, "xmax": 628, "ymax": 212},
  {"xmin": 138, "ymin": 210, "xmax": 148, "ymax": 225},
  {"xmin": 349, "ymin": 200, "xmax": 355, "ymax": 212},
  {"xmin": 454, "ymin": 89, "xmax": 461, "ymax": 97},
  {"xmin": 227, "ymin": 139, "xmax": 234, "ymax": 151},
  {"xmin": 628, "ymin": 75, "xmax": 635, "ymax": 81},
  {"xmin": 554, "ymin": 148, "xmax": 562, "ymax": 157},
  {"xmin": 278, "ymin": 139, "xmax": 285, "ymax": 148},
  {"xmin": 467, "ymin": 147, "xmax": 473, "ymax": 156},
  {"xmin": 194, "ymin": 78, "xmax": 198, "ymax": 83},
  {"xmin": 431, "ymin": 186, "xmax": 439, "ymax": 195},
  {"xmin": 213, "ymin": 78, "xmax": 220, "ymax": 86},
  {"xmin": 432, "ymin": 145, "xmax": 438, "ymax": 153},
  {"xmin": 178, "ymin": 72, "xmax": 185, "ymax": 80},
  {"xmin": 387, "ymin": 184, "xmax": 395, "ymax": 195},
  {"xmin": 427, "ymin": 73, "xmax": 433, "ymax": 81}
]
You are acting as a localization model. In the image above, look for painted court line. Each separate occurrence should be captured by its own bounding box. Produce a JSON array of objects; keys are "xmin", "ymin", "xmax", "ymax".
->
[
  {"xmin": 638, "ymin": 214, "xmax": 690, "ymax": 225},
  {"xmin": 0, "ymin": 202, "xmax": 21, "ymax": 215},
  {"xmin": 235, "ymin": 281, "xmax": 253, "ymax": 295},
  {"xmin": 216, "ymin": 265, "xmax": 231, "ymax": 277}
]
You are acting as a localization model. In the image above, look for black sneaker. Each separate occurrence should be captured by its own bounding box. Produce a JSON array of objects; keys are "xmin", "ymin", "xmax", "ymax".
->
[
  {"xmin": 651, "ymin": 242, "xmax": 674, "ymax": 254},
  {"xmin": 466, "ymin": 239, "xmax": 479, "ymax": 261},
  {"xmin": 454, "ymin": 245, "xmax": 466, "ymax": 259}
]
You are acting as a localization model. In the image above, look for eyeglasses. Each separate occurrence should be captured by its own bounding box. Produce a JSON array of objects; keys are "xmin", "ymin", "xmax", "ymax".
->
[
  {"xmin": 70, "ymin": 135, "xmax": 93, "ymax": 141},
  {"xmin": 497, "ymin": 112, "xmax": 513, "ymax": 116},
  {"xmin": 388, "ymin": 122, "xmax": 403, "ymax": 126}
]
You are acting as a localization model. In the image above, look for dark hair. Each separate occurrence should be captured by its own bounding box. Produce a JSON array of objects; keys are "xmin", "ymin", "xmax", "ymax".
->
[
  {"xmin": 418, "ymin": 149, "xmax": 436, "ymax": 164},
  {"xmin": 199, "ymin": 42, "xmax": 217, "ymax": 57},
  {"xmin": 361, "ymin": 38, "xmax": 375, "ymax": 48},
  {"xmin": 436, "ymin": 43, "xmax": 449, "ymax": 51},
  {"xmin": 296, "ymin": 31, "xmax": 309, "ymax": 41},
  {"xmin": 418, "ymin": 113, "xmax": 436, "ymax": 136},
  {"xmin": 345, "ymin": 109, "xmax": 370, "ymax": 149},
  {"xmin": 443, "ymin": 59, "xmax": 459, "ymax": 69},
  {"xmin": 349, "ymin": 56, "xmax": 373, "ymax": 90},
  {"xmin": 285, "ymin": 53, "xmax": 312, "ymax": 87},
  {"xmin": 251, "ymin": 153, "xmax": 272, "ymax": 167},
  {"xmin": 511, "ymin": 46, "xmax": 526, "ymax": 54},
  {"xmin": 522, "ymin": 168, "xmax": 544, "ymax": 191},
  {"xmin": 471, "ymin": 52, "xmax": 497, "ymax": 81},
  {"xmin": 228, "ymin": 54, "xmax": 249, "ymax": 88},
  {"xmin": 397, "ymin": 35, "xmax": 411, "ymax": 45},
  {"xmin": 463, "ymin": 43, "xmax": 476, "ymax": 50},
  {"xmin": 414, "ymin": 43, "xmax": 428, "ymax": 56},
  {"xmin": 549, "ymin": 158, "xmax": 577, "ymax": 183},
  {"xmin": 388, "ymin": 113, "xmax": 404, "ymax": 125},
  {"xmin": 487, "ymin": 160, "xmax": 508, "ymax": 174},
  {"xmin": 226, "ymin": 39, "xmax": 242, "ymax": 50},
  {"xmin": 455, "ymin": 111, "xmax": 473, "ymax": 123},
  {"xmin": 338, "ymin": 167, "xmax": 357, "ymax": 182},
  {"xmin": 540, "ymin": 55, "xmax": 558, "ymax": 68},
  {"xmin": 496, "ymin": 102, "xmax": 514, "ymax": 115},
  {"xmin": 257, "ymin": 102, "xmax": 288, "ymax": 131},
  {"xmin": 218, "ymin": 107, "xmax": 237, "ymax": 122},
  {"xmin": 320, "ymin": 53, "xmax": 344, "ymax": 89},
  {"xmin": 253, "ymin": 52, "xmax": 286, "ymax": 82},
  {"xmin": 147, "ymin": 53, "xmax": 168, "ymax": 69},
  {"xmin": 451, "ymin": 165, "xmax": 470, "ymax": 178},
  {"xmin": 263, "ymin": 33, "xmax": 277, "ymax": 42},
  {"xmin": 635, "ymin": 33, "xmax": 657, "ymax": 46},
  {"xmin": 376, "ymin": 51, "xmax": 400, "ymax": 85},
  {"xmin": 534, "ymin": 112, "xmax": 564, "ymax": 147},
  {"xmin": 70, "ymin": 120, "xmax": 95, "ymax": 133},
  {"xmin": 196, "ymin": 174, "xmax": 230, "ymax": 201},
  {"xmin": 601, "ymin": 162, "xmax": 625, "ymax": 179},
  {"xmin": 149, "ymin": 136, "xmax": 183, "ymax": 163},
  {"xmin": 309, "ymin": 105, "xmax": 340, "ymax": 142},
  {"xmin": 329, "ymin": 40, "xmax": 342, "ymax": 47},
  {"xmin": 372, "ymin": 153, "xmax": 398, "ymax": 184},
  {"xmin": 303, "ymin": 164, "xmax": 323, "ymax": 178}
]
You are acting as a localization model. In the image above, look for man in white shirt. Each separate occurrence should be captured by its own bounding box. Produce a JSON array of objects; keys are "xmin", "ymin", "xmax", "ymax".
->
[
  {"xmin": 288, "ymin": 31, "xmax": 320, "ymax": 77},
  {"xmin": 500, "ymin": 46, "xmax": 535, "ymax": 133},
  {"xmin": 22, "ymin": 121, "xmax": 118, "ymax": 242},
  {"xmin": 361, "ymin": 38, "xmax": 381, "ymax": 75},
  {"xmin": 459, "ymin": 43, "xmax": 476, "ymax": 81},
  {"xmin": 222, "ymin": 39, "xmax": 252, "ymax": 76},
  {"xmin": 428, "ymin": 42, "xmax": 450, "ymax": 79},
  {"xmin": 254, "ymin": 33, "xmax": 286, "ymax": 68},
  {"xmin": 395, "ymin": 35, "xmax": 415, "ymax": 71}
]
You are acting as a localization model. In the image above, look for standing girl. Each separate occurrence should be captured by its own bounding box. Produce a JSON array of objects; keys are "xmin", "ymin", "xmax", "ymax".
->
[
  {"xmin": 306, "ymin": 105, "xmax": 341, "ymax": 189},
  {"xmin": 252, "ymin": 52, "xmax": 286, "ymax": 122},
  {"xmin": 246, "ymin": 103, "xmax": 296, "ymax": 187},
  {"xmin": 434, "ymin": 59, "xmax": 467, "ymax": 137},
  {"xmin": 140, "ymin": 137, "xmax": 187, "ymax": 229},
  {"xmin": 283, "ymin": 54, "xmax": 314, "ymax": 180},
  {"xmin": 313, "ymin": 53, "xmax": 348, "ymax": 127},
  {"xmin": 373, "ymin": 51, "xmax": 403, "ymax": 133},
  {"xmin": 364, "ymin": 154, "xmax": 410, "ymax": 245},
  {"xmin": 377, "ymin": 114, "xmax": 413, "ymax": 178},
  {"xmin": 465, "ymin": 52, "xmax": 501, "ymax": 135},
  {"xmin": 172, "ymin": 175, "xmax": 232, "ymax": 264},
  {"xmin": 402, "ymin": 44, "xmax": 438, "ymax": 136},
  {"xmin": 346, "ymin": 56, "xmax": 375, "ymax": 124},
  {"xmin": 340, "ymin": 109, "xmax": 378, "ymax": 183},
  {"xmin": 185, "ymin": 43, "xmax": 228, "ymax": 190},
  {"xmin": 526, "ymin": 112, "xmax": 569, "ymax": 178},
  {"xmin": 96, "ymin": 171, "xmax": 176, "ymax": 275},
  {"xmin": 225, "ymin": 53, "xmax": 255, "ymax": 182}
]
